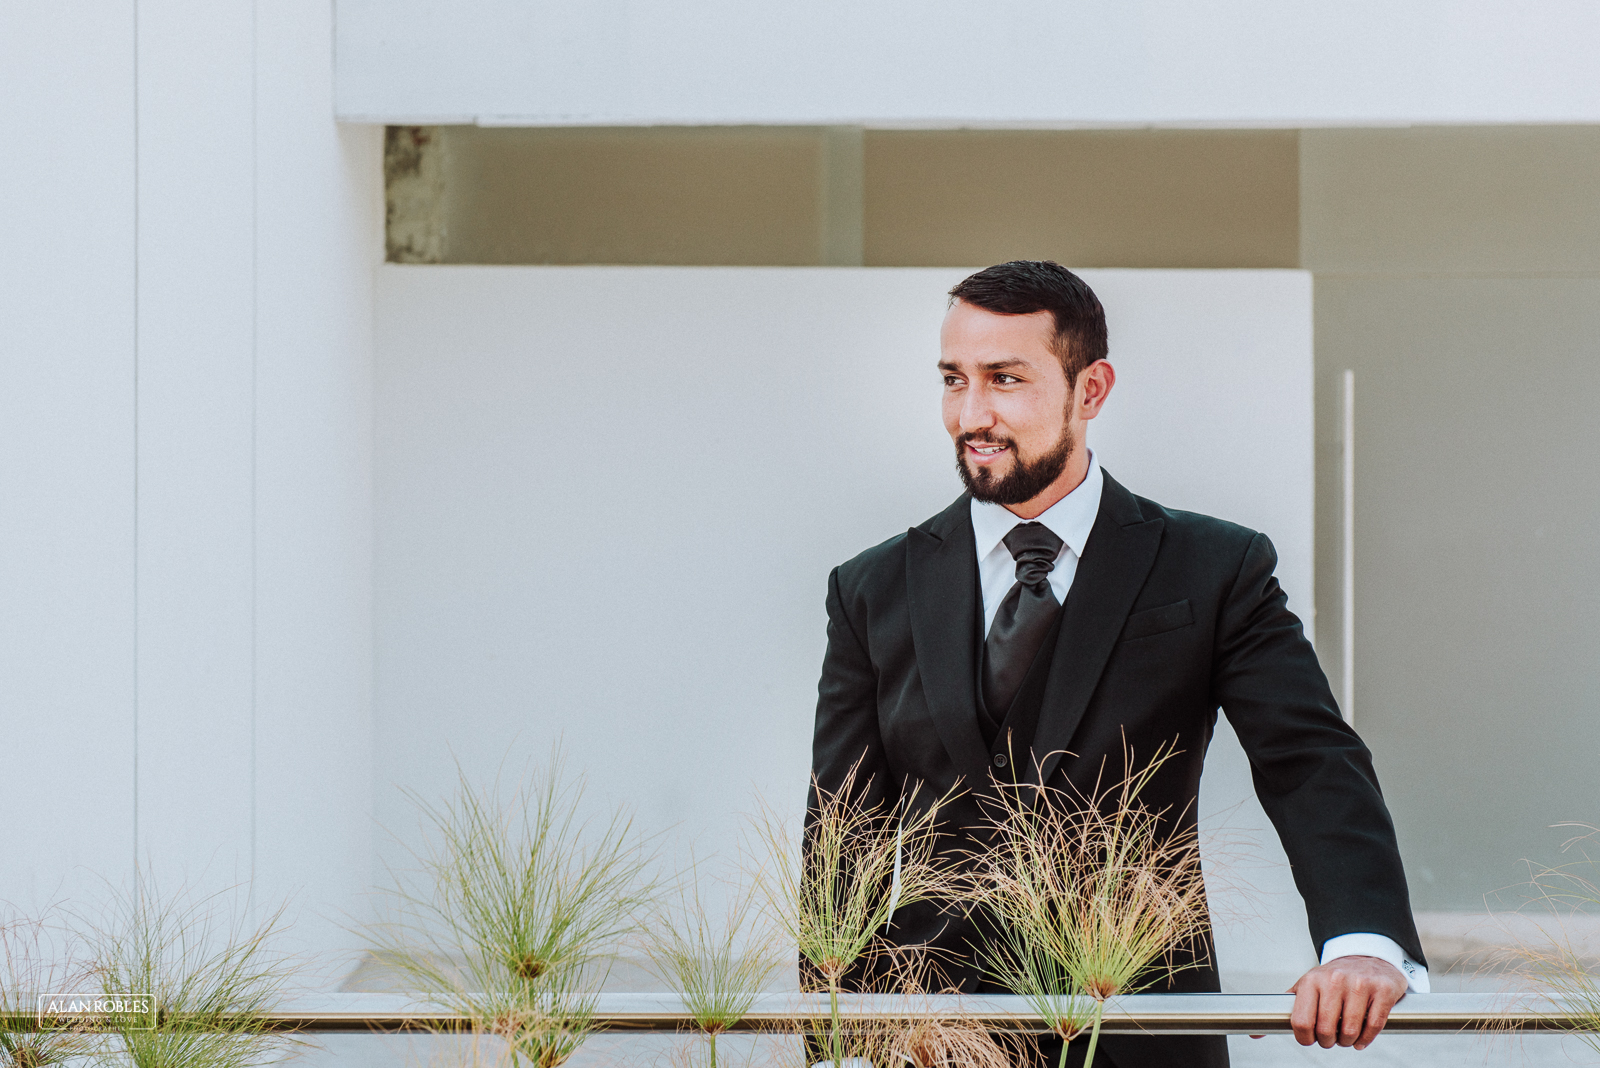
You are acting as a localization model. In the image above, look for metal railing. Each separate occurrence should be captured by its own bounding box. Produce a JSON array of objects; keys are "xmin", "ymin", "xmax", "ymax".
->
[{"xmin": 268, "ymin": 992, "xmax": 1593, "ymax": 1035}]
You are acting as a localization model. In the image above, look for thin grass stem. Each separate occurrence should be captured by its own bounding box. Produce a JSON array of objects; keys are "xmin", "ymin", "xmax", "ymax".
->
[
  {"xmin": 827, "ymin": 985, "xmax": 840, "ymax": 1068},
  {"xmin": 1081, "ymin": 999, "xmax": 1105, "ymax": 1068}
]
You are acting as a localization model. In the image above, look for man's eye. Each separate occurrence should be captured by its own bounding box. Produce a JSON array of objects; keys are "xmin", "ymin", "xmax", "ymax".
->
[
  {"xmin": 995, "ymin": 373, "xmax": 1020, "ymax": 384},
  {"xmin": 943, "ymin": 375, "xmax": 963, "ymax": 386}
]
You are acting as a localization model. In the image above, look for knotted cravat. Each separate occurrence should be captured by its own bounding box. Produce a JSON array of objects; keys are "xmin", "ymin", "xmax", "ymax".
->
[{"xmin": 982, "ymin": 522, "xmax": 1065, "ymax": 717}]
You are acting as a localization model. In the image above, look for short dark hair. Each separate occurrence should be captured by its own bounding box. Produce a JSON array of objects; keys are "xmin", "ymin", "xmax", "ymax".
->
[{"xmin": 948, "ymin": 260, "xmax": 1108, "ymax": 384}]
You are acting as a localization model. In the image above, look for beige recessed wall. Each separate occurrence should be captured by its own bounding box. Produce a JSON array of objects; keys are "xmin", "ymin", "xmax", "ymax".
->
[
  {"xmin": 427, "ymin": 126, "xmax": 829, "ymax": 266},
  {"xmin": 864, "ymin": 130, "xmax": 1298, "ymax": 268},
  {"xmin": 1303, "ymin": 126, "xmax": 1600, "ymax": 910},
  {"xmin": 1302, "ymin": 126, "xmax": 1600, "ymax": 274},
  {"xmin": 1314, "ymin": 274, "xmax": 1600, "ymax": 909},
  {"xmin": 390, "ymin": 126, "xmax": 1300, "ymax": 268}
]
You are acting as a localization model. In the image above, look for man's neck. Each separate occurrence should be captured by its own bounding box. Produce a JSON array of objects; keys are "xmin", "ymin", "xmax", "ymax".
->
[{"xmin": 1002, "ymin": 449, "xmax": 1092, "ymax": 520}]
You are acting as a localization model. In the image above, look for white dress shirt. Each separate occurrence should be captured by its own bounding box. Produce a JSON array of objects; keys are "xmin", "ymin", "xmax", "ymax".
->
[{"xmin": 970, "ymin": 450, "xmax": 1428, "ymax": 992}]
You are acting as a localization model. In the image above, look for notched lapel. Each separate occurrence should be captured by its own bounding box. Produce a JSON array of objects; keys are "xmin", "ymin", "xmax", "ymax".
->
[
  {"xmin": 905, "ymin": 497, "xmax": 990, "ymax": 785},
  {"xmin": 1031, "ymin": 473, "xmax": 1164, "ymax": 787}
]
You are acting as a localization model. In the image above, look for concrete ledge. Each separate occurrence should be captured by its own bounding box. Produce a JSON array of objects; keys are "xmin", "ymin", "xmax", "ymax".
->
[{"xmin": 1417, "ymin": 911, "xmax": 1600, "ymax": 973}]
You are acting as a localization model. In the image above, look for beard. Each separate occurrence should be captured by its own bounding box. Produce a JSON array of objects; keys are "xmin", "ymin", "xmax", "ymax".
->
[{"xmin": 955, "ymin": 421, "xmax": 1076, "ymax": 506}]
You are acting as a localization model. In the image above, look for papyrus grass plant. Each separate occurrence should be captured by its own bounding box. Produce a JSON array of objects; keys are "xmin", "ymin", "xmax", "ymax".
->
[
  {"xmin": 981, "ymin": 927, "xmax": 1091, "ymax": 1059},
  {"xmin": 641, "ymin": 857, "xmax": 782, "ymax": 1068},
  {"xmin": 781, "ymin": 994, "xmax": 1017, "ymax": 1068},
  {"xmin": 753, "ymin": 762, "xmax": 958, "ymax": 1068},
  {"xmin": 867, "ymin": 1006, "xmax": 1016, "ymax": 1068},
  {"xmin": 368, "ymin": 753, "xmax": 656, "ymax": 1068},
  {"xmin": 0, "ymin": 914, "xmax": 93, "ymax": 1068},
  {"xmin": 416, "ymin": 972, "xmax": 595, "ymax": 1068},
  {"xmin": 752, "ymin": 952, "xmax": 1016, "ymax": 1068},
  {"xmin": 91, "ymin": 874, "xmax": 298, "ymax": 1068},
  {"xmin": 1508, "ymin": 824, "xmax": 1600, "ymax": 1051},
  {"xmin": 969, "ymin": 745, "xmax": 1210, "ymax": 1068},
  {"xmin": 845, "ymin": 955, "xmax": 1019, "ymax": 1068}
]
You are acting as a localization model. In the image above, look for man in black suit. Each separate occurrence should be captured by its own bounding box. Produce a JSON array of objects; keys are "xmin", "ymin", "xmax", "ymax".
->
[{"xmin": 810, "ymin": 262, "xmax": 1424, "ymax": 1067}]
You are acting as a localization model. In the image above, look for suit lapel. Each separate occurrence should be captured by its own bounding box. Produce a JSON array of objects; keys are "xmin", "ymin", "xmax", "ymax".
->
[
  {"xmin": 1031, "ymin": 471, "xmax": 1164, "ymax": 787},
  {"xmin": 905, "ymin": 494, "xmax": 991, "ymax": 785}
]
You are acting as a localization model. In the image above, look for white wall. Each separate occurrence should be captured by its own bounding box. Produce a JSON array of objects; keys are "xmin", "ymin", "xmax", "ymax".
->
[
  {"xmin": 0, "ymin": 0, "xmax": 381, "ymax": 971},
  {"xmin": 373, "ymin": 265, "xmax": 1318, "ymax": 985},
  {"xmin": 336, "ymin": 0, "xmax": 1600, "ymax": 126},
  {"xmin": 0, "ymin": 0, "xmax": 137, "ymax": 913}
]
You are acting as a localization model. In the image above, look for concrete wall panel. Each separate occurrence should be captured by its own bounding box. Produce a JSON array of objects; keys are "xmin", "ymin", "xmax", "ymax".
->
[
  {"xmin": 336, "ymin": 1, "xmax": 1600, "ymax": 126},
  {"xmin": 133, "ymin": 0, "xmax": 259, "ymax": 886},
  {"xmin": 0, "ymin": 0, "xmax": 138, "ymax": 910},
  {"xmin": 251, "ymin": 0, "xmax": 383, "ymax": 965}
]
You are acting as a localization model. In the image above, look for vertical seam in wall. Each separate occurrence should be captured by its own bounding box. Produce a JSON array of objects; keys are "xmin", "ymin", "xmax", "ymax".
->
[
  {"xmin": 249, "ymin": 0, "xmax": 260, "ymax": 900},
  {"xmin": 131, "ymin": 0, "xmax": 141, "ymax": 876},
  {"xmin": 1340, "ymin": 369, "xmax": 1356, "ymax": 724},
  {"xmin": 1292, "ymin": 129, "xmax": 1304, "ymax": 270}
]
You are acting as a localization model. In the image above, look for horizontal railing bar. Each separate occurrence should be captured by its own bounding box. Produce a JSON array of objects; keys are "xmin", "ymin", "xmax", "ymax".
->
[{"xmin": 257, "ymin": 992, "xmax": 1596, "ymax": 1035}]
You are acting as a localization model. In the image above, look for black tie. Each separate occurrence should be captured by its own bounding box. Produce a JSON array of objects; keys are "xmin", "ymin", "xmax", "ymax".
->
[{"xmin": 982, "ymin": 522, "xmax": 1065, "ymax": 718}]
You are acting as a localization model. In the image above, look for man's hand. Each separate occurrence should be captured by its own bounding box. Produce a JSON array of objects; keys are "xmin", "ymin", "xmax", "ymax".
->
[{"xmin": 1285, "ymin": 955, "xmax": 1408, "ymax": 1049}]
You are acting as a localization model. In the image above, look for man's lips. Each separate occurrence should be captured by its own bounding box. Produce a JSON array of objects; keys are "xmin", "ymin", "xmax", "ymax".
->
[{"xmin": 964, "ymin": 441, "xmax": 1010, "ymax": 464}]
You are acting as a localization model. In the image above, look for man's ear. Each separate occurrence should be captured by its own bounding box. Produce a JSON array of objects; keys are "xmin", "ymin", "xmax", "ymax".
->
[{"xmin": 1077, "ymin": 360, "xmax": 1116, "ymax": 421}]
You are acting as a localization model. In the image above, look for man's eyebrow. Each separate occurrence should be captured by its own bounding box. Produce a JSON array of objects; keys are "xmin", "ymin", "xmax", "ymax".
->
[{"xmin": 937, "ymin": 357, "xmax": 1031, "ymax": 372}]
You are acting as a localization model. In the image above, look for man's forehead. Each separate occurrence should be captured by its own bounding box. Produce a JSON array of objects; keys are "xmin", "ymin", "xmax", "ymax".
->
[
  {"xmin": 941, "ymin": 303, "xmax": 1056, "ymax": 361},
  {"xmin": 938, "ymin": 328, "xmax": 1057, "ymax": 371}
]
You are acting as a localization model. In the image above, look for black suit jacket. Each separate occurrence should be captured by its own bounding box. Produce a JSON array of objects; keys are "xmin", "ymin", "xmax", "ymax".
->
[{"xmin": 811, "ymin": 471, "xmax": 1423, "ymax": 996}]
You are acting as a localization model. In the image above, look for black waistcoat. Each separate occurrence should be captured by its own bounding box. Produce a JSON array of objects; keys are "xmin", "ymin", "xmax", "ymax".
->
[{"xmin": 975, "ymin": 598, "xmax": 1068, "ymax": 777}]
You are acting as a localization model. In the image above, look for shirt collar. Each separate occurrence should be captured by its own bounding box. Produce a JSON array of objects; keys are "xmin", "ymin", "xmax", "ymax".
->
[{"xmin": 969, "ymin": 450, "xmax": 1103, "ymax": 561}]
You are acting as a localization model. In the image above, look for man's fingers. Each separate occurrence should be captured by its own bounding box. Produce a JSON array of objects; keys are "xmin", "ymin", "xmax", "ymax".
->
[
  {"xmin": 1354, "ymin": 980, "xmax": 1403, "ymax": 1050},
  {"xmin": 1314, "ymin": 976, "xmax": 1345, "ymax": 1048},
  {"xmin": 1354, "ymin": 1000, "xmax": 1385, "ymax": 1051},
  {"xmin": 1338, "ymin": 985, "xmax": 1371, "ymax": 1048},
  {"xmin": 1289, "ymin": 982, "xmax": 1319, "ymax": 1046}
]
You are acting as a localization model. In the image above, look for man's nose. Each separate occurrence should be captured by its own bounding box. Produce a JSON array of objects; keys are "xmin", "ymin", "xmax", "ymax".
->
[{"xmin": 959, "ymin": 388, "xmax": 997, "ymax": 433}]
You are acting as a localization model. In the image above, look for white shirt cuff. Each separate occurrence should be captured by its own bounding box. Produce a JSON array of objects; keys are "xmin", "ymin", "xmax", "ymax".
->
[{"xmin": 1321, "ymin": 933, "xmax": 1430, "ymax": 993}]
